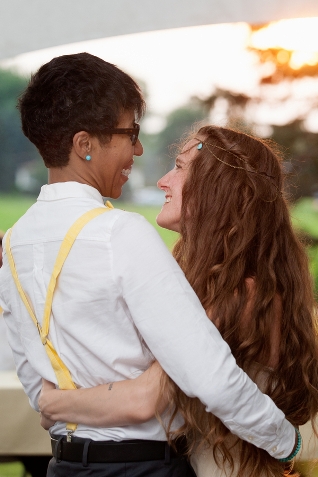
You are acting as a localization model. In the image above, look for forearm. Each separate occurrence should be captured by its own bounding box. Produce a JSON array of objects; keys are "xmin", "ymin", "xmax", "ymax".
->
[
  {"xmin": 40, "ymin": 362, "xmax": 164, "ymax": 427},
  {"xmin": 41, "ymin": 382, "xmax": 143, "ymax": 427}
]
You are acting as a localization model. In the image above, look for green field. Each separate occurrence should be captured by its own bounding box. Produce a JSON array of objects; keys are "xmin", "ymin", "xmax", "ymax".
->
[
  {"xmin": 0, "ymin": 194, "xmax": 178, "ymax": 250},
  {"xmin": 0, "ymin": 462, "xmax": 25, "ymax": 477},
  {"xmin": 0, "ymin": 195, "xmax": 36, "ymax": 233},
  {"xmin": 291, "ymin": 197, "xmax": 318, "ymax": 237},
  {"xmin": 291, "ymin": 198, "xmax": 318, "ymax": 291},
  {"xmin": 1, "ymin": 193, "xmax": 318, "ymax": 284},
  {"xmin": 2, "ymin": 193, "xmax": 318, "ymax": 254}
]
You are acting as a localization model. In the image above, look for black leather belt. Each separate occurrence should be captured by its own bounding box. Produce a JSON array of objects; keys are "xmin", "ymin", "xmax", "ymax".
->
[{"xmin": 50, "ymin": 434, "xmax": 188, "ymax": 464}]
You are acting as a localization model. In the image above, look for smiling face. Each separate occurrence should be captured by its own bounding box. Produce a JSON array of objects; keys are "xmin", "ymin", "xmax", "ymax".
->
[
  {"xmin": 156, "ymin": 138, "xmax": 200, "ymax": 232},
  {"xmin": 88, "ymin": 110, "xmax": 143, "ymax": 198}
]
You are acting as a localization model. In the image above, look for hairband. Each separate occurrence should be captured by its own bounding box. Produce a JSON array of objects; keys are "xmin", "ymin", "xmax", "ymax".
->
[{"xmin": 195, "ymin": 139, "xmax": 281, "ymax": 203}]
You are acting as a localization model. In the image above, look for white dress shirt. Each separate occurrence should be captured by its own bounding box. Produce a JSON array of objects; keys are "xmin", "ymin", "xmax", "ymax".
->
[{"xmin": 0, "ymin": 182, "xmax": 294, "ymax": 457}]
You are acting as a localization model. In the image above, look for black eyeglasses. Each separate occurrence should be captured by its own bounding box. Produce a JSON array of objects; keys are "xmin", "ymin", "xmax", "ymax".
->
[{"xmin": 103, "ymin": 123, "xmax": 140, "ymax": 146}]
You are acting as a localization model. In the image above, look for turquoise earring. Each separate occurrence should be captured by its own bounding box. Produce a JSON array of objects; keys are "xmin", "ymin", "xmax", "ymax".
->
[
  {"xmin": 197, "ymin": 143, "xmax": 203, "ymax": 150},
  {"xmin": 85, "ymin": 155, "xmax": 91, "ymax": 161}
]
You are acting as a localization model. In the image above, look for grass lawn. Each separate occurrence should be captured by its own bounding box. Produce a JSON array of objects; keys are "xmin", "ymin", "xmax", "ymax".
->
[
  {"xmin": 291, "ymin": 197, "xmax": 318, "ymax": 238},
  {"xmin": 0, "ymin": 195, "xmax": 178, "ymax": 250},
  {"xmin": 111, "ymin": 200, "xmax": 179, "ymax": 250},
  {"xmin": 291, "ymin": 197, "xmax": 318, "ymax": 290},
  {"xmin": 0, "ymin": 195, "xmax": 36, "ymax": 233},
  {"xmin": 0, "ymin": 462, "xmax": 26, "ymax": 477}
]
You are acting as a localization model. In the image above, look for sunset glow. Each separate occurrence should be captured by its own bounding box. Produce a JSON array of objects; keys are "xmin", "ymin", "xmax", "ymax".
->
[{"xmin": 250, "ymin": 17, "xmax": 318, "ymax": 69}]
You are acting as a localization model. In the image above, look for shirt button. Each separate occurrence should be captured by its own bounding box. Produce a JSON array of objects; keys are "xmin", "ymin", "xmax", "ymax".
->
[
  {"xmin": 247, "ymin": 436, "xmax": 254, "ymax": 441},
  {"xmin": 272, "ymin": 446, "xmax": 277, "ymax": 453}
]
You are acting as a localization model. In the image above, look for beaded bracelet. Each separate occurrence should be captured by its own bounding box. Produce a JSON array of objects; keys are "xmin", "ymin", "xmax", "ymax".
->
[{"xmin": 278, "ymin": 428, "xmax": 302, "ymax": 463}]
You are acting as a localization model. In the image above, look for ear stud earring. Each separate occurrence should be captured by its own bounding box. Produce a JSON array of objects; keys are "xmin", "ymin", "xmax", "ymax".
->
[{"xmin": 85, "ymin": 155, "xmax": 91, "ymax": 161}]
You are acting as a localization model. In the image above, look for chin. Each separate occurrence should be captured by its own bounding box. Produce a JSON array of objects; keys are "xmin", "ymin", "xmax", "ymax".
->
[
  {"xmin": 108, "ymin": 188, "xmax": 122, "ymax": 200},
  {"xmin": 156, "ymin": 214, "xmax": 178, "ymax": 233}
]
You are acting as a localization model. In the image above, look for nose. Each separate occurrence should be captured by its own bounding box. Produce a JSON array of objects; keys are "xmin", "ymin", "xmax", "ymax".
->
[
  {"xmin": 157, "ymin": 171, "xmax": 170, "ymax": 190},
  {"xmin": 134, "ymin": 138, "xmax": 143, "ymax": 156}
]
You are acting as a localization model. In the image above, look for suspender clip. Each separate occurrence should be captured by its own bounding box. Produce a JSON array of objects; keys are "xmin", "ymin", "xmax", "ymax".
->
[{"xmin": 67, "ymin": 430, "xmax": 74, "ymax": 442}]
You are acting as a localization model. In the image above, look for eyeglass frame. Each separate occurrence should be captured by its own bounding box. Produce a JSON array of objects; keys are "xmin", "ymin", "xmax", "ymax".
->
[{"xmin": 102, "ymin": 123, "xmax": 140, "ymax": 146}]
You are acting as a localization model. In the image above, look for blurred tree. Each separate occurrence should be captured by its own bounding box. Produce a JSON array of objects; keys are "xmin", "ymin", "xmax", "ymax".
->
[
  {"xmin": 248, "ymin": 22, "xmax": 318, "ymax": 84},
  {"xmin": 145, "ymin": 101, "xmax": 208, "ymax": 184},
  {"xmin": 0, "ymin": 68, "xmax": 42, "ymax": 192},
  {"xmin": 270, "ymin": 120, "xmax": 318, "ymax": 199},
  {"xmin": 197, "ymin": 24, "xmax": 318, "ymax": 200}
]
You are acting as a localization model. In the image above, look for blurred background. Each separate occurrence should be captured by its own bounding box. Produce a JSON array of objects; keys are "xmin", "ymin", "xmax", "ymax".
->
[{"xmin": 0, "ymin": 1, "xmax": 318, "ymax": 475}]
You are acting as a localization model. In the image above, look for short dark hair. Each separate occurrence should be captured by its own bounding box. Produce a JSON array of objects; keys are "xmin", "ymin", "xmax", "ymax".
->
[{"xmin": 18, "ymin": 53, "xmax": 146, "ymax": 167}]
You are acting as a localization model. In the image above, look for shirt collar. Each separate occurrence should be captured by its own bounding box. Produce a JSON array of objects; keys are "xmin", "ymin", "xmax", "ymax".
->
[{"xmin": 37, "ymin": 182, "xmax": 105, "ymax": 204}]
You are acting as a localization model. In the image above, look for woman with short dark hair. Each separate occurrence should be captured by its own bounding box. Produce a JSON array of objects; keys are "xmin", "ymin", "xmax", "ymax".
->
[{"xmin": 19, "ymin": 52, "xmax": 145, "ymax": 169}]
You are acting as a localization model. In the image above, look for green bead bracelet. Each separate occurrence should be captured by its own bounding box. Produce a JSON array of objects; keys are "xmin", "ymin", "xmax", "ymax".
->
[{"xmin": 278, "ymin": 428, "xmax": 302, "ymax": 463}]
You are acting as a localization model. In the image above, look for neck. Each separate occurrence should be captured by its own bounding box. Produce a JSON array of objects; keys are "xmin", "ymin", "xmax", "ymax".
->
[
  {"xmin": 48, "ymin": 166, "xmax": 86, "ymax": 185},
  {"xmin": 47, "ymin": 151, "xmax": 104, "ymax": 194}
]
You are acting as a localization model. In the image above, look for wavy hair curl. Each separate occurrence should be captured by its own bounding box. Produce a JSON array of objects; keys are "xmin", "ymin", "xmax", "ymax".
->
[{"xmin": 158, "ymin": 126, "xmax": 318, "ymax": 477}]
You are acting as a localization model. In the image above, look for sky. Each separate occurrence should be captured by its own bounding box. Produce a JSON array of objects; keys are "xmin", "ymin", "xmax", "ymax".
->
[
  {"xmin": 0, "ymin": 23, "xmax": 261, "ymax": 131},
  {"xmin": 2, "ymin": 18, "xmax": 318, "ymax": 132}
]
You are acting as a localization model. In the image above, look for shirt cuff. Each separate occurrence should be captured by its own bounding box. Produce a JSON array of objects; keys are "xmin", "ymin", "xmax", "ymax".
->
[
  {"xmin": 268, "ymin": 419, "xmax": 296, "ymax": 459},
  {"xmin": 224, "ymin": 418, "xmax": 295, "ymax": 459}
]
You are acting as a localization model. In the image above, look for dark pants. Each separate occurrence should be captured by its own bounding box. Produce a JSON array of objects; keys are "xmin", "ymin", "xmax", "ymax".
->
[{"xmin": 46, "ymin": 455, "xmax": 196, "ymax": 477}]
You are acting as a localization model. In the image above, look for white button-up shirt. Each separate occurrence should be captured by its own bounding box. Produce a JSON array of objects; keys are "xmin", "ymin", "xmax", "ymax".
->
[{"xmin": 0, "ymin": 182, "xmax": 294, "ymax": 457}]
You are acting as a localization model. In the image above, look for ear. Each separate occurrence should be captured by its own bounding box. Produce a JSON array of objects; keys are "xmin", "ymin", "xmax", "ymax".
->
[{"xmin": 72, "ymin": 131, "xmax": 92, "ymax": 160}]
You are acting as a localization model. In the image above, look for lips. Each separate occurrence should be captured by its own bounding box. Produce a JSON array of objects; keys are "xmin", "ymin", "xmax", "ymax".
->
[{"xmin": 165, "ymin": 196, "xmax": 171, "ymax": 203}]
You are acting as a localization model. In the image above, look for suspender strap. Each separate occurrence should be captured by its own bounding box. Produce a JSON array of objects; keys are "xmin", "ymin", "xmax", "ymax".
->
[
  {"xmin": 5, "ymin": 204, "xmax": 113, "ymax": 436},
  {"xmin": 41, "ymin": 206, "xmax": 113, "ymax": 344}
]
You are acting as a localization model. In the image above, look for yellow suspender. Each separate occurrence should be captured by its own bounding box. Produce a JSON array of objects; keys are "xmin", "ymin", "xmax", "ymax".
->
[{"xmin": 5, "ymin": 204, "xmax": 113, "ymax": 437}]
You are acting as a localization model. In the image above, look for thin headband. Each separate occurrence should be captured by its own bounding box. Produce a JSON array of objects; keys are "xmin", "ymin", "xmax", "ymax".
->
[{"xmin": 195, "ymin": 139, "xmax": 281, "ymax": 202}]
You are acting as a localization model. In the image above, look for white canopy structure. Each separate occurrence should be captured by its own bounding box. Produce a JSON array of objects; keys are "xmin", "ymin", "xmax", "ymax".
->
[{"xmin": 1, "ymin": 0, "xmax": 318, "ymax": 60}]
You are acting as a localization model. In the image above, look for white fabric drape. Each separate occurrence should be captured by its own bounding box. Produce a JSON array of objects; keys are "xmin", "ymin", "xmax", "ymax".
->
[{"xmin": 1, "ymin": 0, "xmax": 318, "ymax": 60}]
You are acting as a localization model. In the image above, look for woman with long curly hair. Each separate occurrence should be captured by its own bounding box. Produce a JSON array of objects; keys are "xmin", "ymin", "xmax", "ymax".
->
[{"xmin": 39, "ymin": 125, "xmax": 318, "ymax": 476}]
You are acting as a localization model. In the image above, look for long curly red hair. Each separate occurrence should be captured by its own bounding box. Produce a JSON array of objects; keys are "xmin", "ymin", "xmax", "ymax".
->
[{"xmin": 158, "ymin": 126, "xmax": 318, "ymax": 477}]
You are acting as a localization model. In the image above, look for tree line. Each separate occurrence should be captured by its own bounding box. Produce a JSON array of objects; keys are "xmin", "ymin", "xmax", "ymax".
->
[{"xmin": 1, "ymin": 42, "xmax": 318, "ymax": 200}]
